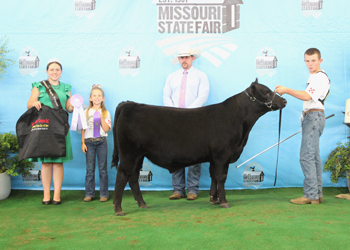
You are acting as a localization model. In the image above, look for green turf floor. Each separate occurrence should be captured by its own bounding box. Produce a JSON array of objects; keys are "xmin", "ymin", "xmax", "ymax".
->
[{"xmin": 1, "ymin": 187, "xmax": 349, "ymax": 250}]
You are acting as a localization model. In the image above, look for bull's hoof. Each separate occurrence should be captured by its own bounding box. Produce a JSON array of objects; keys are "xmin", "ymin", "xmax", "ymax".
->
[
  {"xmin": 220, "ymin": 203, "xmax": 230, "ymax": 208},
  {"xmin": 210, "ymin": 196, "xmax": 220, "ymax": 205},
  {"xmin": 136, "ymin": 201, "xmax": 149, "ymax": 209},
  {"xmin": 115, "ymin": 211, "xmax": 126, "ymax": 216}
]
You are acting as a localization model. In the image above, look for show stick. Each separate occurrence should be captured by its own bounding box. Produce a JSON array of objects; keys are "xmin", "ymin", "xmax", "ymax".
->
[{"xmin": 235, "ymin": 114, "xmax": 335, "ymax": 169}]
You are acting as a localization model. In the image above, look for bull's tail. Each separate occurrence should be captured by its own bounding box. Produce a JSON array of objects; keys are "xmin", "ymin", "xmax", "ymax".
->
[{"xmin": 111, "ymin": 102, "xmax": 125, "ymax": 168}]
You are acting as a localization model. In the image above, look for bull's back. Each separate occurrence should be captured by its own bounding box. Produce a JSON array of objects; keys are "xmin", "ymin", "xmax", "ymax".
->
[
  {"xmin": 116, "ymin": 103, "xmax": 219, "ymax": 160},
  {"xmin": 115, "ymin": 101, "xmax": 245, "ymax": 167}
]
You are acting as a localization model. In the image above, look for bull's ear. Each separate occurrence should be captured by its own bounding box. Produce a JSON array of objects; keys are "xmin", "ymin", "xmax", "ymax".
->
[
  {"xmin": 250, "ymin": 78, "xmax": 258, "ymax": 88},
  {"xmin": 250, "ymin": 82, "xmax": 256, "ymax": 92}
]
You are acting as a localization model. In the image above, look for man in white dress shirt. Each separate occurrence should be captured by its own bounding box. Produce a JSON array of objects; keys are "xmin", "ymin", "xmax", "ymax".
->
[{"xmin": 163, "ymin": 45, "xmax": 210, "ymax": 200}]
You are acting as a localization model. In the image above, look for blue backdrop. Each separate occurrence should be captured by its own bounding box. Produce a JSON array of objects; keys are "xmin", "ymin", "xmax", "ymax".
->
[{"xmin": 1, "ymin": 0, "xmax": 349, "ymax": 191}]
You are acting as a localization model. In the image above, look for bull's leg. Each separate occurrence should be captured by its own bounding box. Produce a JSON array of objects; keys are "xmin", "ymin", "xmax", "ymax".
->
[
  {"xmin": 216, "ymin": 164, "xmax": 230, "ymax": 208},
  {"xmin": 113, "ymin": 167, "xmax": 128, "ymax": 216},
  {"xmin": 209, "ymin": 164, "xmax": 219, "ymax": 205},
  {"xmin": 129, "ymin": 167, "xmax": 149, "ymax": 209},
  {"xmin": 217, "ymin": 181, "xmax": 230, "ymax": 208},
  {"xmin": 210, "ymin": 179, "xmax": 220, "ymax": 205}
]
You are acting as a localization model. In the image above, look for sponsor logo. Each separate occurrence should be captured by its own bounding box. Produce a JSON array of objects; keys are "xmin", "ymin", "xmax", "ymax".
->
[
  {"xmin": 22, "ymin": 166, "xmax": 42, "ymax": 187},
  {"xmin": 301, "ymin": 0, "xmax": 323, "ymax": 18},
  {"xmin": 31, "ymin": 118, "xmax": 49, "ymax": 131},
  {"xmin": 256, "ymin": 47, "xmax": 278, "ymax": 77},
  {"xmin": 139, "ymin": 163, "xmax": 153, "ymax": 187},
  {"xmin": 18, "ymin": 47, "xmax": 40, "ymax": 77},
  {"xmin": 74, "ymin": 0, "xmax": 96, "ymax": 18},
  {"xmin": 242, "ymin": 163, "xmax": 264, "ymax": 188},
  {"xmin": 118, "ymin": 47, "xmax": 141, "ymax": 77}
]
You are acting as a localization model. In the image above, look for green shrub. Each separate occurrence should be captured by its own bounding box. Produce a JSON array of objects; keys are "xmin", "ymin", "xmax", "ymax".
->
[
  {"xmin": 323, "ymin": 141, "xmax": 350, "ymax": 183},
  {"xmin": 0, "ymin": 132, "xmax": 33, "ymax": 176},
  {"xmin": 0, "ymin": 36, "xmax": 16, "ymax": 80}
]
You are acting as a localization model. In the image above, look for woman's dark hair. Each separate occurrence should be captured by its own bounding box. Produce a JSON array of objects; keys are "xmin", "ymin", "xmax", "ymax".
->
[{"xmin": 46, "ymin": 61, "xmax": 62, "ymax": 70}]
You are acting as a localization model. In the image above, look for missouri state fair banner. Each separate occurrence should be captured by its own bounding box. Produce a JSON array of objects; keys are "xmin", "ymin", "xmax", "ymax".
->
[{"xmin": 1, "ymin": 0, "xmax": 350, "ymax": 191}]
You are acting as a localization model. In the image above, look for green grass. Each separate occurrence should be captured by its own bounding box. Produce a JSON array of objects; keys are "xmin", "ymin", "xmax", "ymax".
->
[{"xmin": 1, "ymin": 187, "xmax": 349, "ymax": 250}]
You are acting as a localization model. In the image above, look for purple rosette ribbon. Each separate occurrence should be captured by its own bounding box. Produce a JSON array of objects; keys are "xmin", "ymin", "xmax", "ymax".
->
[
  {"xmin": 93, "ymin": 111, "xmax": 101, "ymax": 137},
  {"xmin": 70, "ymin": 94, "xmax": 87, "ymax": 131}
]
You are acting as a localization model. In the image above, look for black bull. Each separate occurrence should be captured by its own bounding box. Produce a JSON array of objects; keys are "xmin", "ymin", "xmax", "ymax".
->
[{"xmin": 112, "ymin": 79, "xmax": 287, "ymax": 216}]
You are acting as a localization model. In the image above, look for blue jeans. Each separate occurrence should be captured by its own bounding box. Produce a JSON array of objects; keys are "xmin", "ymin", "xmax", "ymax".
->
[
  {"xmin": 85, "ymin": 137, "xmax": 109, "ymax": 198},
  {"xmin": 300, "ymin": 111, "xmax": 325, "ymax": 200},
  {"xmin": 172, "ymin": 164, "xmax": 201, "ymax": 196}
]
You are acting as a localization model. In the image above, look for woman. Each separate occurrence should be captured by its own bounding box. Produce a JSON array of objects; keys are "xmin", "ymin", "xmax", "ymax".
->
[{"xmin": 27, "ymin": 59, "xmax": 74, "ymax": 205}]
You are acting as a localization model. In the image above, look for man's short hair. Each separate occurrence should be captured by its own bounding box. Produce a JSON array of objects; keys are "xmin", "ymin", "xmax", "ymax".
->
[{"xmin": 305, "ymin": 48, "xmax": 321, "ymax": 59}]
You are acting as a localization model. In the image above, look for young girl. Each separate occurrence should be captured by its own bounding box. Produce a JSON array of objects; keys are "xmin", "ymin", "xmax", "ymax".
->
[{"xmin": 81, "ymin": 85, "xmax": 111, "ymax": 202}]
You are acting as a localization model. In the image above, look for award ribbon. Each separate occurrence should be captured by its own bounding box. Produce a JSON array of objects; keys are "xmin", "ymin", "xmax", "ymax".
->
[
  {"xmin": 70, "ymin": 94, "xmax": 87, "ymax": 131},
  {"xmin": 93, "ymin": 111, "xmax": 101, "ymax": 137}
]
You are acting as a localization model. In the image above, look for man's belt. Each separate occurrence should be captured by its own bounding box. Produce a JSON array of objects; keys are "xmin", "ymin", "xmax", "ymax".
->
[
  {"xmin": 85, "ymin": 137, "xmax": 106, "ymax": 142},
  {"xmin": 306, "ymin": 109, "xmax": 324, "ymax": 114}
]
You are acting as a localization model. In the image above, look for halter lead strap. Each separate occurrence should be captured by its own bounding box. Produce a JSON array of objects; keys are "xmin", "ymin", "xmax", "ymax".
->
[
  {"xmin": 244, "ymin": 89, "xmax": 281, "ymax": 185},
  {"xmin": 274, "ymin": 109, "xmax": 282, "ymax": 186}
]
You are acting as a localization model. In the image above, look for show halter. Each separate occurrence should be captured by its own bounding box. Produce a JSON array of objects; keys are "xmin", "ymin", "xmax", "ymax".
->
[
  {"xmin": 70, "ymin": 94, "xmax": 87, "ymax": 131},
  {"xmin": 244, "ymin": 90, "xmax": 276, "ymax": 110}
]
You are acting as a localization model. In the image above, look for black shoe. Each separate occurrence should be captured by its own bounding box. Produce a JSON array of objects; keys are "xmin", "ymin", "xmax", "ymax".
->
[
  {"xmin": 52, "ymin": 200, "xmax": 61, "ymax": 205},
  {"xmin": 42, "ymin": 200, "xmax": 51, "ymax": 205}
]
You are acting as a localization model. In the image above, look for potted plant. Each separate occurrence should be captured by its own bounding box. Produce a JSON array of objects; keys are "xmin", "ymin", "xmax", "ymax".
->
[
  {"xmin": 323, "ymin": 140, "xmax": 350, "ymax": 199},
  {"xmin": 0, "ymin": 132, "xmax": 34, "ymax": 200},
  {"xmin": 324, "ymin": 141, "xmax": 350, "ymax": 183}
]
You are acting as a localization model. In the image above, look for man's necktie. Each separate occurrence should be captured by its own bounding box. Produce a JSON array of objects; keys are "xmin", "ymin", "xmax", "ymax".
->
[{"xmin": 178, "ymin": 71, "xmax": 187, "ymax": 108}]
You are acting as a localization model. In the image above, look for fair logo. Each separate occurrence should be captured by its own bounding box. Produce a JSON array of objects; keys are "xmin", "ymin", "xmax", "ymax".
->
[
  {"xmin": 301, "ymin": 0, "xmax": 323, "ymax": 18},
  {"xmin": 18, "ymin": 47, "xmax": 40, "ymax": 77},
  {"xmin": 256, "ymin": 47, "xmax": 278, "ymax": 77},
  {"xmin": 118, "ymin": 47, "xmax": 141, "ymax": 77},
  {"xmin": 74, "ymin": 0, "xmax": 96, "ymax": 18},
  {"xmin": 153, "ymin": 0, "xmax": 243, "ymax": 34},
  {"xmin": 153, "ymin": 0, "xmax": 243, "ymax": 67},
  {"xmin": 242, "ymin": 163, "xmax": 264, "ymax": 189},
  {"xmin": 139, "ymin": 163, "xmax": 153, "ymax": 187}
]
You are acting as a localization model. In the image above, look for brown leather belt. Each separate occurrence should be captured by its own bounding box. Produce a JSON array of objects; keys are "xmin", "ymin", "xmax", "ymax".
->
[{"xmin": 306, "ymin": 109, "xmax": 324, "ymax": 114}]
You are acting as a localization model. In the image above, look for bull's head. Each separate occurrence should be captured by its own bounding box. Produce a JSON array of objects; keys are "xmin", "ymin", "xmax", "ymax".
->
[{"xmin": 245, "ymin": 78, "xmax": 287, "ymax": 111}]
